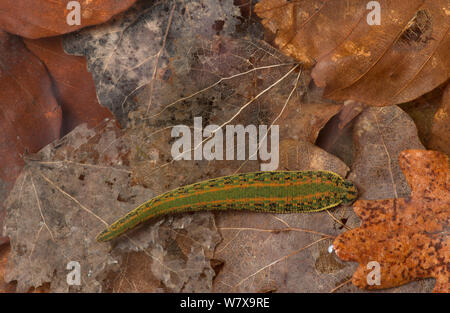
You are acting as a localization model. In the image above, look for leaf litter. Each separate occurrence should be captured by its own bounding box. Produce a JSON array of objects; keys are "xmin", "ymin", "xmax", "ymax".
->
[{"xmin": 1, "ymin": 0, "xmax": 447, "ymax": 293}]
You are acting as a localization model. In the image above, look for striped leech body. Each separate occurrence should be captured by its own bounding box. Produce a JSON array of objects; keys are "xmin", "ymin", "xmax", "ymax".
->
[{"xmin": 96, "ymin": 170, "xmax": 358, "ymax": 242}]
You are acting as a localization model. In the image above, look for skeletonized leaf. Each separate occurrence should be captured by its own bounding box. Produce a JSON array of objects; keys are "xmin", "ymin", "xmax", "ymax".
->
[{"xmin": 348, "ymin": 106, "xmax": 425, "ymax": 200}]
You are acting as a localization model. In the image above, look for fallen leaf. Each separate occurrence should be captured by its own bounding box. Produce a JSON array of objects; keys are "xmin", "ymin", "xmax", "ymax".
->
[
  {"xmin": 62, "ymin": 0, "xmax": 243, "ymax": 126},
  {"xmin": 102, "ymin": 251, "xmax": 161, "ymax": 292},
  {"xmin": 3, "ymin": 120, "xmax": 221, "ymax": 292},
  {"xmin": 399, "ymin": 84, "xmax": 446, "ymax": 148},
  {"xmin": 0, "ymin": 31, "xmax": 62, "ymax": 237},
  {"xmin": 255, "ymin": 0, "xmax": 450, "ymax": 106},
  {"xmin": 334, "ymin": 149, "xmax": 449, "ymax": 292},
  {"xmin": 348, "ymin": 106, "xmax": 425, "ymax": 200},
  {"xmin": 278, "ymin": 82, "xmax": 342, "ymax": 143},
  {"xmin": 316, "ymin": 100, "xmax": 367, "ymax": 154},
  {"xmin": 0, "ymin": 0, "xmax": 137, "ymax": 39},
  {"xmin": 212, "ymin": 139, "xmax": 357, "ymax": 292},
  {"xmin": 0, "ymin": 241, "xmax": 16, "ymax": 293},
  {"xmin": 429, "ymin": 83, "xmax": 450, "ymax": 155},
  {"xmin": 23, "ymin": 36, "xmax": 114, "ymax": 135},
  {"xmin": 322, "ymin": 105, "xmax": 437, "ymax": 292}
]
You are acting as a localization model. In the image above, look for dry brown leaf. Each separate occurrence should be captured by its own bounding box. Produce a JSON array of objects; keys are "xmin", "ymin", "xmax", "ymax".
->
[
  {"xmin": 334, "ymin": 149, "xmax": 449, "ymax": 292},
  {"xmin": 102, "ymin": 251, "xmax": 161, "ymax": 292},
  {"xmin": 3, "ymin": 120, "xmax": 222, "ymax": 292},
  {"xmin": 23, "ymin": 37, "xmax": 114, "ymax": 135},
  {"xmin": 0, "ymin": 242, "xmax": 16, "ymax": 293},
  {"xmin": 212, "ymin": 139, "xmax": 354, "ymax": 292},
  {"xmin": 348, "ymin": 106, "xmax": 425, "ymax": 200},
  {"xmin": 429, "ymin": 83, "xmax": 450, "ymax": 155},
  {"xmin": 255, "ymin": 0, "xmax": 450, "ymax": 106},
  {"xmin": 316, "ymin": 100, "xmax": 367, "ymax": 153},
  {"xmin": 324, "ymin": 105, "xmax": 437, "ymax": 292},
  {"xmin": 0, "ymin": 240, "xmax": 50, "ymax": 293},
  {"xmin": 0, "ymin": 31, "xmax": 62, "ymax": 237},
  {"xmin": 0, "ymin": 0, "xmax": 137, "ymax": 39},
  {"xmin": 399, "ymin": 84, "xmax": 445, "ymax": 148}
]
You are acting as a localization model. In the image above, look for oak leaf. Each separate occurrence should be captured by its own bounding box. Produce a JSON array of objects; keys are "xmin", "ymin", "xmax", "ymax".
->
[
  {"xmin": 255, "ymin": 0, "xmax": 450, "ymax": 106},
  {"xmin": 333, "ymin": 149, "xmax": 449, "ymax": 292}
]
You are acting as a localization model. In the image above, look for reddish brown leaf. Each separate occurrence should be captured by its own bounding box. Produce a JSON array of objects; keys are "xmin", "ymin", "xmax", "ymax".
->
[
  {"xmin": 334, "ymin": 149, "xmax": 449, "ymax": 292},
  {"xmin": 0, "ymin": 0, "xmax": 137, "ymax": 39},
  {"xmin": 0, "ymin": 31, "xmax": 62, "ymax": 235},
  {"xmin": 23, "ymin": 37, "xmax": 114, "ymax": 135},
  {"xmin": 255, "ymin": 0, "xmax": 450, "ymax": 106}
]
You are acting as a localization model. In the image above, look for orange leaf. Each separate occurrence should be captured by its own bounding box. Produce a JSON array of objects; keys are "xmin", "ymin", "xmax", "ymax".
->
[
  {"xmin": 0, "ymin": 0, "xmax": 137, "ymax": 39},
  {"xmin": 333, "ymin": 149, "xmax": 449, "ymax": 292}
]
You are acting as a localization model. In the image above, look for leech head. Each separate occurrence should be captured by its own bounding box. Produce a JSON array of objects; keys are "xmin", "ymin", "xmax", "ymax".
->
[{"xmin": 340, "ymin": 180, "xmax": 358, "ymax": 204}]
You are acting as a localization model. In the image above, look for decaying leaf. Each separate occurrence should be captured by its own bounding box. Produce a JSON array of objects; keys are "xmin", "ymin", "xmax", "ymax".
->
[
  {"xmin": 63, "ymin": 0, "xmax": 242, "ymax": 126},
  {"xmin": 61, "ymin": 0, "xmax": 344, "ymax": 178},
  {"xmin": 3, "ymin": 120, "xmax": 221, "ymax": 292},
  {"xmin": 399, "ymin": 83, "xmax": 445, "ymax": 149},
  {"xmin": 316, "ymin": 100, "xmax": 367, "ymax": 155},
  {"xmin": 0, "ymin": 0, "xmax": 355, "ymax": 293},
  {"xmin": 3, "ymin": 0, "xmax": 444, "ymax": 294},
  {"xmin": 0, "ymin": 0, "xmax": 137, "ymax": 39},
  {"xmin": 212, "ymin": 139, "xmax": 357, "ymax": 292},
  {"xmin": 319, "ymin": 104, "xmax": 437, "ymax": 292},
  {"xmin": 429, "ymin": 83, "xmax": 450, "ymax": 155},
  {"xmin": 23, "ymin": 37, "xmax": 114, "ymax": 135},
  {"xmin": 0, "ymin": 242, "xmax": 15, "ymax": 293},
  {"xmin": 255, "ymin": 0, "xmax": 450, "ymax": 106},
  {"xmin": 348, "ymin": 105, "xmax": 425, "ymax": 200},
  {"xmin": 334, "ymin": 150, "xmax": 449, "ymax": 292},
  {"xmin": 0, "ymin": 31, "xmax": 62, "ymax": 237}
]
